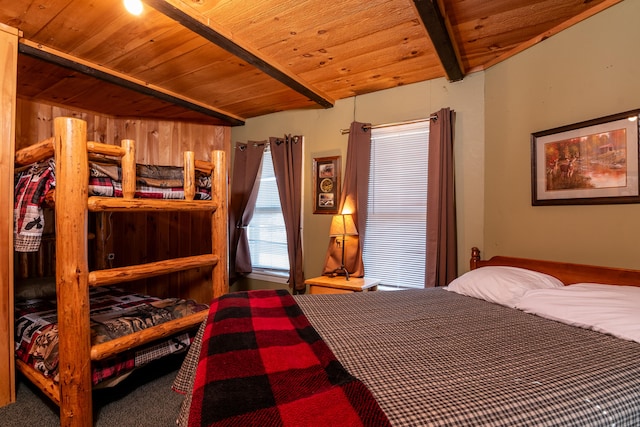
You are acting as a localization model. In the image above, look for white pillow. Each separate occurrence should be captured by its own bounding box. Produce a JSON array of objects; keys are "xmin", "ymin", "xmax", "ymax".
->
[
  {"xmin": 445, "ymin": 266, "xmax": 564, "ymax": 307},
  {"xmin": 516, "ymin": 283, "xmax": 640, "ymax": 344}
]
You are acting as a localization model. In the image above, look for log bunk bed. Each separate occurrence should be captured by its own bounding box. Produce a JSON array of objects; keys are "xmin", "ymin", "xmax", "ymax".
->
[{"xmin": 13, "ymin": 116, "xmax": 228, "ymax": 426}]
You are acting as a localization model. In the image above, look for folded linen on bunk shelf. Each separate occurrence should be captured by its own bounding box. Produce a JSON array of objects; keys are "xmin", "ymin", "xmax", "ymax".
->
[
  {"xmin": 89, "ymin": 161, "xmax": 212, "ymax": 199},
  {"xmin": 187, "ymin": 289, "xmax": 391, "ymax": 427},
  {"xmin": 13, "ymin": 158, "xmax": 213, "ymax": 252}
]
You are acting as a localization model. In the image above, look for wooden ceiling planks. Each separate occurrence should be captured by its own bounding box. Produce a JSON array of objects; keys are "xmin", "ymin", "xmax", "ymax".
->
[
  {"xmin": 258, "ymin": 3, "xmax": 424, "ymax": 72},
  {"xmin": 447, "ymin": 0, "xmax": 618, "ymax": 71},
  {"xmin": 31, "ymin": 1, "xmax": 124, "ymax": 53},
  {"xmin": 144, "ymin": 0, "xmax": 334, "ymax": 107},
  {"xmin": 71, "ymin": 9, "xmax": 177, "ymax": 66},
  {"xmin": 218, "ymin": 0, "xmax": 403, "ymax": 50},
  {"xmin": 16, "ymin": 55, "xmax": 236, "ymax": 126},
  {"xmin": 110, "ymin": 25, "xmax": 209, "ymax": 76},
  {"xmin": 18, "ymin": 41, "xmax": 245, "ymax": 125},
  {"xmin": 0, "ymin": 0, "xmax": 625, "ymax": 125},
  {"xmin": 303, "ymin": 41, "xmax": 443, "ymax": 98},
  {"xmin": 0, "ymin": 1, "xmax": 69, "ymax": 36},
  {"xmin": 291, "ymin": 23, "xmax": 432, "ymax": 78}
]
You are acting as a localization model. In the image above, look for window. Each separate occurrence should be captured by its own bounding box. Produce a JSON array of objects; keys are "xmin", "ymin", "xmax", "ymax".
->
[
  {"xmin": 246, "ymin": 148, "xmax": 290, "ymax": 272},
  {"xmin": 363, "ymin": 121, "xmax": 429, "ymax": 289}
]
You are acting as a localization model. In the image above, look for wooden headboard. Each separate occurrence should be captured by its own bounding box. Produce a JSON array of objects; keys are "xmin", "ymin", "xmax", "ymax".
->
[{"xmin": 470, "ymin": 247, "xmax": 640, "ymax": 287}]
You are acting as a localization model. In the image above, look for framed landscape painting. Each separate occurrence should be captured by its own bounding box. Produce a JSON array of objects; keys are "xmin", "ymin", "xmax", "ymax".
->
[{"xmin": 531, "ymin": 109, "xmax": 640, "ymax": 205}]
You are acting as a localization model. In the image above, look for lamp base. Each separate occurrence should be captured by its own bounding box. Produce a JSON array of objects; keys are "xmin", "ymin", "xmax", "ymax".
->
[
  {"xmin": 328, "ymin": 235, "xmax": 350, "ymax": 280},
  {"xmin": 329, "ymin": 266, "xmax": 350, "ymax": 281}
]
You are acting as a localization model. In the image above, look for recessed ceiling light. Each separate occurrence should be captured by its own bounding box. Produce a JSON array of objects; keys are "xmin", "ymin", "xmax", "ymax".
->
[{"xmin": 124, "ymin": 0, "xmax": 143, "ymax": 16}]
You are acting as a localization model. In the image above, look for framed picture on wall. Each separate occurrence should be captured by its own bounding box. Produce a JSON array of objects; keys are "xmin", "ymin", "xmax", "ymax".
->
[
  {"xmin": 531, "ymin": 109, "xmax": 640, "ymax": 205},
  {"xmin": 313, "ymin": 156, "xmax": 340, "ymax": 214}
]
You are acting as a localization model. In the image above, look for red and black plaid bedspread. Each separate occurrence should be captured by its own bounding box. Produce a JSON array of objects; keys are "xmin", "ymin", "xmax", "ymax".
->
[{"xmin": 188, "ymin": 289, "xmax": 391, "ymax": 427}]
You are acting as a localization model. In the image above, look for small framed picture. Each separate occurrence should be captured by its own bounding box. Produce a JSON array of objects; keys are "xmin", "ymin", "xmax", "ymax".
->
[
  {"xmin": 313, "ymin": 156, "xmax": 340, "ymax": 214},
  {"xmin": 531, "ymin": 109, "xmax": 640, "ymax": 205}
]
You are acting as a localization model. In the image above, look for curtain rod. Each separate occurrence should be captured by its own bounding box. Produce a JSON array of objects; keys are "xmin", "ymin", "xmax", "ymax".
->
[
  {"xmin": 235, "ymin": 135, "xmax": 301, "ymax": 150},
  {"xmin": 340, "ymin": 116, "xmax": 437, "ymax": 135},
  {"xmin": 234, "ymin": 141, "xmax": 269, "ymax": 151}
]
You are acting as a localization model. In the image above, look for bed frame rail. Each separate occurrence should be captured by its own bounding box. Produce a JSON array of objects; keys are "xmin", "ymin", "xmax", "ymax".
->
[
  {"xmin": 90, "ymin": 310, "xmax": 208, "ymax": 361},
  {"xmin": 88, "ymin": 254, "xmax": 218, "ymax": 286},
  {"xmin": 14, "ymin": 136, "xmax": 54, "ymax": 166},
  {"xmin": 470, "ymin": 247, "xmax": 640, "ymax": 287},
  {"xmin": 15, "ymin": 360, "xmax": 60, "ymax": 406}
]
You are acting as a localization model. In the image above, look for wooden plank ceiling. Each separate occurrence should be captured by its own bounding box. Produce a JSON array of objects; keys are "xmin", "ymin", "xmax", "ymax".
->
[{"xmin": 0, "ymin": 0, "xmax": 622, "ymax": 126}]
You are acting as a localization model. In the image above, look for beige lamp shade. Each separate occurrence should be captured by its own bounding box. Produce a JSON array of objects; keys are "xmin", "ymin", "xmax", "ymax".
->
[{"xmin": 329, "ymin": 214, "xmax": 358, "ymax": 237}]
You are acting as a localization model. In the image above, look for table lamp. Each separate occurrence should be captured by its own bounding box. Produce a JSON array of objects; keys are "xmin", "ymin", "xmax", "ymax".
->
[{"xmin": 329, "ymin": 213, "xmax": 358, "ymax": 280}]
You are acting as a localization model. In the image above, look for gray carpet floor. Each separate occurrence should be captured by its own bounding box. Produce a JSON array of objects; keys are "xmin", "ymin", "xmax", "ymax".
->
[{"xmin": 0, "ymin": 355, "xmax": 185, "ymax": 426}]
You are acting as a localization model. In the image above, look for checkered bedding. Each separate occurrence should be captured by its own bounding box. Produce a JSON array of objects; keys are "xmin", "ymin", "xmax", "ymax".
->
[
  {"xmin": 175, "ymin": 288, "xmax": 640, "ymax": 426},
  {"xmin": 15, "ymin": 286, "xmax": 208, "ymax": 386}
]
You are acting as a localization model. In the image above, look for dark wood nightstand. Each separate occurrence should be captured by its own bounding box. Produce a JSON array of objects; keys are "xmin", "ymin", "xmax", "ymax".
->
[{"xmin": 305, "ymin": 275, "xmax": 380, "ymax": 294}]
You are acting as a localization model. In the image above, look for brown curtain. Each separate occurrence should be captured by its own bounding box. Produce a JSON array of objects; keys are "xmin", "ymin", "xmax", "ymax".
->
[
  {"xmin": 228, "ymin": 142, "xmax": 265, "ymax": 283},
  {"xmin": 270, "ymin": 135, "xmax": 305, "ymax": 293},
  {"xmin": 426, "ymin": 108, "xmax": 458, "ymax": 287},
  {"xmin": 322, "ymin": 121, "xmax": 371, "ymax": 278}
]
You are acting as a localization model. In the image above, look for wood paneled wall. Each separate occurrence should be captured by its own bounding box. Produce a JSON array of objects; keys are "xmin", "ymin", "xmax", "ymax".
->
[{"xmin": 15, "ymin": 99, "xmax": 231, "ymax": 303}]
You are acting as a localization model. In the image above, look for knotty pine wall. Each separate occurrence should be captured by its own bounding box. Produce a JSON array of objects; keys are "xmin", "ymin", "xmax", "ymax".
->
[{"xmin": 15, "ymin": 99, "xmax": 231, "ymax": 303}]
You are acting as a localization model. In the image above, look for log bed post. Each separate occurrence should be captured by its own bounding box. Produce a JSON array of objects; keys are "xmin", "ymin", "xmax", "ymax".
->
[
  {"xmin": 211, "ymin": 150, "xmax": 228, "ymax": 298},
  {"xmin": 470, "ymin": 247, "xmax": 481, "ymax": 270},
  {"xmin": 184, "ymin": 151, "xmax": 196, "ymax": 201},
  {"xmin": 54, "ymin": 117, "xmax": 93, "ymax": 427},
  {"xmin": 121, "ymin": 139, "xmax": 135, "ymax": 199}
]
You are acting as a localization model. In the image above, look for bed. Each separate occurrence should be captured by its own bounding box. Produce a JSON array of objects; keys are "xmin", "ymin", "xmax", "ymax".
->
[
  {"xmin": 174, "ymin": 247, "xmax": 640, "ymax": 426},
  {"xmin": 13, "ymin": 117, "xmax": 229, "ymax": 427}
]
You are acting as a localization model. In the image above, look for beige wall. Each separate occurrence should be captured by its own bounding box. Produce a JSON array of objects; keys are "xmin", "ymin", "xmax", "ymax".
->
[
  {"xmin": 484, "ymin": 0, "xmax": 640, "ymax": 268},
  {"xmin": 231, "ymin": 72, "xmax": 485, "ymax": 286}
]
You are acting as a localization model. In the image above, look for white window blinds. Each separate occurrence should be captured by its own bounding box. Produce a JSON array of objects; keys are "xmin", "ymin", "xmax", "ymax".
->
[
  {"xmin": 246, "ymin": 149, "xmax": 290, "ymax": 271},
  {"xmin": 363, "ymin": 121, "xmax": 429, "ymax": 289}
]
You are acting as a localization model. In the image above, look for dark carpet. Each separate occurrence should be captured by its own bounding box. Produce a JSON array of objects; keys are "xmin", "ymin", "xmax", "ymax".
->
[{"xmin": 0, "ymin": 355, "xmax": 186, "ymax": 426}]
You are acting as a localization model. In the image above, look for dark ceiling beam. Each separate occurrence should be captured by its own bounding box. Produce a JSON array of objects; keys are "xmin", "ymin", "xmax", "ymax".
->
[
  {"xmin": 411, "ymin": 0, "xmax": 464, "ymax": 82},
  {"xmin": 18, "ymin": 41, "xmax": 245, "ymax": 126},
  {"xmin": 143, "ymin": 0, "xmax": 334, "ymax": 108}
]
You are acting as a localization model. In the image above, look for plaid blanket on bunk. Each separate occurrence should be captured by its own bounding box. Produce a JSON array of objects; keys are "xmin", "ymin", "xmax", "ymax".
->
[
  {"xmin": 14, "ymin": 159, "xmax": 56, "ymax": 252},
  {"xmin": 188, "ymin": 290, "xmax": 391, "ymax": 427},
  {"xmin": 15, "ymin": 287, "xmax": 207, "ymax": 385}
]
